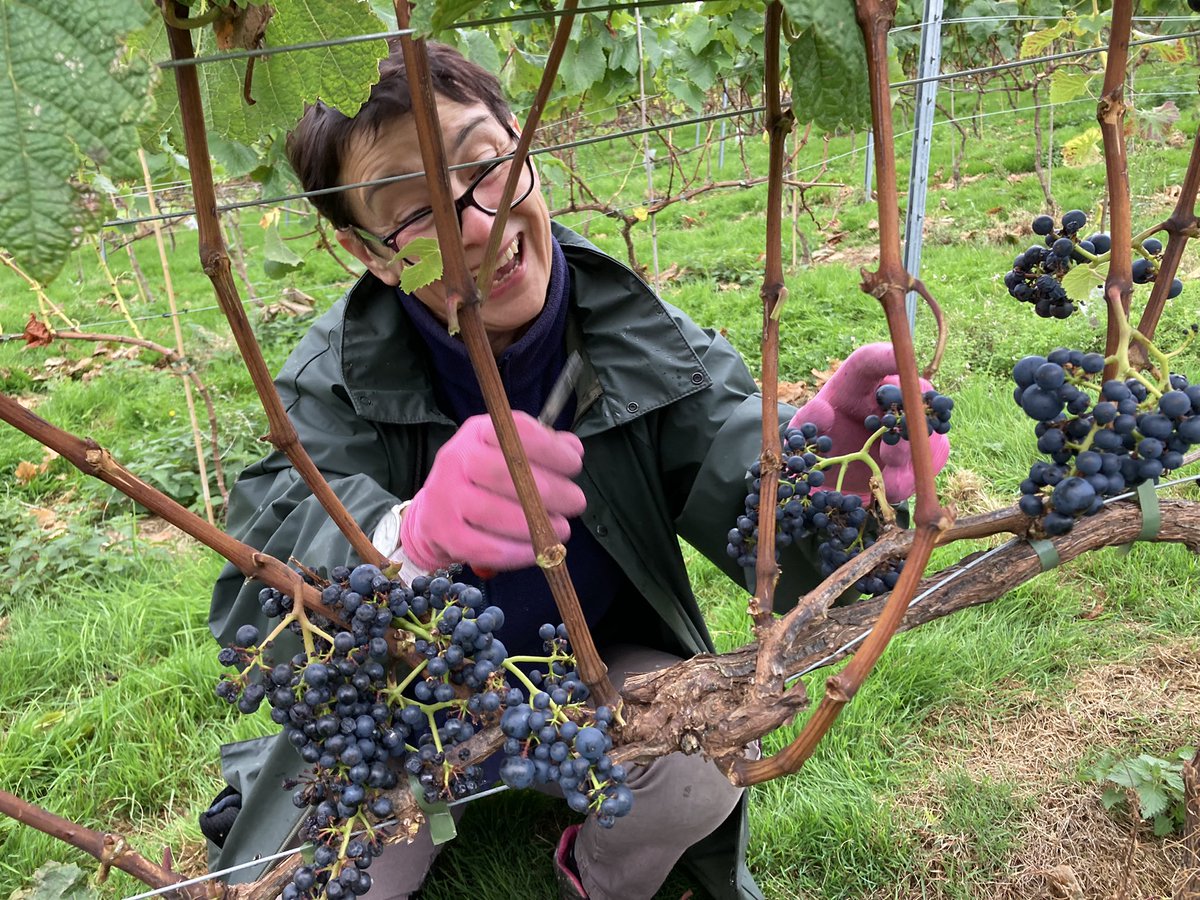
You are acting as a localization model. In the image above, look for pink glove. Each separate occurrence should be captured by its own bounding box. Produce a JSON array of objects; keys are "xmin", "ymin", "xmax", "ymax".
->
[
  {"xmin": 400, "ymin": 412, "xmax": 586, "ymax": 572},
  {"xmin": 789, "ymin": 343, "xmax": 950, "ymax": 504}
]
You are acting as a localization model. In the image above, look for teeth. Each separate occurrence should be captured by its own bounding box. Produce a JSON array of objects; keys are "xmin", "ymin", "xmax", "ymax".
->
[{"xmin": 500, "ymin": 241, "xmax": 518, "ymax": 265}]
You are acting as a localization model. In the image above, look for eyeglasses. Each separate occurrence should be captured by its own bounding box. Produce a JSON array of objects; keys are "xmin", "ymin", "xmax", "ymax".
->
[{"xmin": 354, "ymin": 152, "xmax": 536, "ymax": 264}]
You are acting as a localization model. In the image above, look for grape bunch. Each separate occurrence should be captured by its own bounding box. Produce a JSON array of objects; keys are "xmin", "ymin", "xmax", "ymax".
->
[
  {"xmin": 215, "ymin": 563, "xmax": 628, "ymax": 898},
  {"xmin": 497, "ymin": 631, "xmax": 632, "ymax": 828},
  {"xmin": 1012, "ymin": 348, "xmax": 1200, "ymax": 536},
  {"xmin": 865, "ymin": 383, "xmax": 953, "ymax": 444},
  {"xmin": 1003, "ymin": 210, "xmax": 1105, "ymax": 319},
  {"xmin": 1131, "ymin": 236, "xmax": 1184, "ymax": 300},
  {"xmin": 726, "ymin": 422, "xmax": 904, "ymax": 596}
]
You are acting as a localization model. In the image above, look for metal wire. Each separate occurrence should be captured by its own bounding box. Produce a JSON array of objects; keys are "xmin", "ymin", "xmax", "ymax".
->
[
  {"xmin": 154, "ymin": 0, "xmax": 686, "ymax": 70},
  {"xmin": 785, "ymin": 470, "xmax": 1200, "ymax": 685},
  {"xmin": 893, "ymin": 28, "xmax": 1200, "ymax": 88},
  {"xmin": 100, "ymin": 103, "xmax": 769, "ymax": 229}
]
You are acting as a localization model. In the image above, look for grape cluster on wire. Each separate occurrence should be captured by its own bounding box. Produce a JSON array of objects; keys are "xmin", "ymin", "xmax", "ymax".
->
[
  {"xmin": 215, "ymin": 563, "xmax": 632, "ymax": 899},
  {"xmin": 1004, "ymin": 210, "xmax": 1183, "ymax": 320},
  {"xmin": 727, "ymin": 388, "xmax": 950, "ymax": 598},
  {"xmin": 1012, "ymin": 347, "xmax": 1200, "ymax": 536}
]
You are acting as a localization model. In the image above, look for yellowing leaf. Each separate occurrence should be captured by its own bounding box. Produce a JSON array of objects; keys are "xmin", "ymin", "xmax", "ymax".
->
[
  {"xmin": 1062, "ymin": 127, "xmax": 1103, "ymax": 167},
  {"xmin": 1020, "ymin": 20, "xmax": 1070, "ymax": 59},
  {"xmin": 1133, "ymin": 29, "xmax": 1190, "ymax": 64},
  {"xmin": 1049, "ymin": 70, "xmax": 1094, "ymax": 105},
  {"xmin": 14, "ymin": 460, "xmax": 45, "ymax": 484},
  {"xmin": 260, "ymin": 207, "xmax": 281, "ymax": 229},
  {"xmin": 633, "ymin": 207, "xmax": 649, "ymax": 222}
]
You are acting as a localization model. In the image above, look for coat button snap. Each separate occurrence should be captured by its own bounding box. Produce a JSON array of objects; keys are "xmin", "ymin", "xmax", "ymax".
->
[
  {"xmin": 626, "ymin": 401, "xmax": 639, "ymax": 413},
  {"xmin": 596, "ymin": 525, "xmax": 609, "ymax": 537},
  {"xmin": 691, "ymin": 372, "xmax": 704, "ymax": 385}
]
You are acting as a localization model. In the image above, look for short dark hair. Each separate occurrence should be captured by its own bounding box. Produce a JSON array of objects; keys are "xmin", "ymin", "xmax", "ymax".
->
[{"xmin": 286, "ymin": 40, "xmax": 512, "ymax": 229}]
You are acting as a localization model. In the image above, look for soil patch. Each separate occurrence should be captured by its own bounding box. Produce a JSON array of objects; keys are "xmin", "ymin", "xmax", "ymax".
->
[{"xmin": 898, "ymin": 641, "xmax": 1200, "ymax": 898}]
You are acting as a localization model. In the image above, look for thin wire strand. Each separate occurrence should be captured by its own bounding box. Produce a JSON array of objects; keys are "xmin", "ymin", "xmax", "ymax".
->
[
  {"xmin": 101, "ymin": 104, "xmax": 769, "ymax": 229},
  {"xmin": 785, "ymin": 470, "xmax": 1200, "ymax": 685},
  {"xmin": 154, "ymin": 0, "xmax": 685, "ymax": 70}
]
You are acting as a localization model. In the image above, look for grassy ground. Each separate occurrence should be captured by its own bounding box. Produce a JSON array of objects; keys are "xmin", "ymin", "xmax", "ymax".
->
[{"xmin": 1, "ymin": 82, "xmax": 1199, "ymax": 900}]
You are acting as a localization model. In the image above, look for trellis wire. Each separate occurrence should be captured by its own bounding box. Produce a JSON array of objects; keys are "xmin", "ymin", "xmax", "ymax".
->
[
  {"xmin": 119, "ymin": 782, "xmax": 517, "ymax": 900},
  {"xmin": 101, "ymin": 103, "xmax": 768, "ymax": 229},
  {"xmin": 566, "ymin": 85, "xmax": 1200, "ymax": 234},
  {"xmin": 154, "ymin": 8, "xmax": 1197, "ymax": 71},
  {"xmin": 154, "ymin": 0, "xmax": 684, "ymax": 70},
  {"xmin": 785, "ymin": 470, "xmax": 1200, "ymax": 686},
  {"xmin": 107, "ymin": 24, "xmax": 1200, "ymax": 231}
]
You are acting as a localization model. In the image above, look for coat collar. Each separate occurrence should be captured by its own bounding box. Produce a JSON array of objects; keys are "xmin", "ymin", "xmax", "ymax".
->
[{"xmin": 339, "ymin": 223, "xmax": 712, "ymax": 436}]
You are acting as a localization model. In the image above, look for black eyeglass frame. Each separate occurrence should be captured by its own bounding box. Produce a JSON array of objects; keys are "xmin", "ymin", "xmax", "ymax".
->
[{"xmin": 352, "ymin": 152, "xmax": 536, "ymax": 264}]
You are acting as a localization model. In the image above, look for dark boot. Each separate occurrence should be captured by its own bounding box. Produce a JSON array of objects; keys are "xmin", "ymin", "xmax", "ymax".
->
[{"xmin": 554, "ymin": 824, "xmax": 588, "ymax": 900}]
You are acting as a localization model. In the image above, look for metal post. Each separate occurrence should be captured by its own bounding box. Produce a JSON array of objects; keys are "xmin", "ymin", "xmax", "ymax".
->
[
  {"xmin": 903, "ymin": 0, "xmax": 944, "ymax": 331},
  {"xmin": 718, "ymin": 90, "xmax": 728, "ymax": 171},
  {"xmin": 864, "ymin": 132, "xmax": 874, "ymax": 202},
  {"xmin": 634, "ymin": 8, "xmax": 659, "ymax": 289}
]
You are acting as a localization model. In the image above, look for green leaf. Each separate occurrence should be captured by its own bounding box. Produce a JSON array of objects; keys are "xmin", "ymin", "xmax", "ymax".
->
[
  {"xmin": 1101, "ymin": 786, "xmax": 1125, "ymax": 810},
  {"xmin": 1049, "ymin": 71, "xmax": 1093, "ymax": 105},
  {"xmin": 398, "ymin": 238, "xmax": 443, "ymax": 293},
  {"xmin": 787, "ymin": 16, "xmax": 872, "ymax": 134},
  {"xmin": 1152, "ymin": 814, "xmax": 1176, "ymax": 837},
  {"xmin": 430, "ymin": 0, "xmax": 491, "ymax": 33},
  {"xmin": 560, "ymin": 35, "xmax": 607, "ymax": 96},
  {"xmin": 683, "ymin": 15, "xmax": 716, "ymax": 54},
  {"xmin": 209, "ymin": 133, "xmax": 263, "ymax": 179},
  {"xmin": 199, "ymin": 0, "xmax": 388, "ymax": 142},
  {"xmin": 263, "ymin": 222, "xmax": 305, "ymax": 279},
  {"xmin": 459, "ymin": 29, "xmax": 502, "ymax": 75},
  {"xmin": 1136, "ymin": 783, "xmax": 1169, "ymax": 819},
  {"xmin": 0, "ymin": 0, "xmax": 156, "ymax": 284},
  {"xmin": 1062, "ymin": 260, "xmax": 1108, "ymax": 301},
  {"xmin": 9, "ymin": 862, "xmax": 97, "ymax": 900}
]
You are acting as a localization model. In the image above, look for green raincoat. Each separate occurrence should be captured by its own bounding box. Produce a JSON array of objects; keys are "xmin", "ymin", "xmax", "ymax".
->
[{"xmin": 209, "ymin": 224, "xmax": 823, "ymax": 899}]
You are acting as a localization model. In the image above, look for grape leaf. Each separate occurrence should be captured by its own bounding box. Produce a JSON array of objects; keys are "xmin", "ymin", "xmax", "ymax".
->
[
  {"xmin": 560, "ymin": 34, "xmax": 607, "ymax": 96},
  {"xmin": 1062, "ymin": 127, "xmax": 1103, "ymax": 168},
  {"xmin": 263, "ymin": 222, "xmax": 305, "ymax": 279},
  {"xmin": 1020, "ymin": 20, "xmax": 1070, "ymax": 59},
  {"xmin": 1136, "ymin": 101, "xmax": 1180, "ymax": 143},
  {"xmin": 786, "ymin": 17, "xmax": 871, "ymax": 134},
  {"xmin": 9, "ymin": 862, "xmax": 97, "ymax": 900},
  {"xmin": 398, "ymin": 238, "xmax": 443, "ymax": 293},
  {"xmin": 1049, "ymin": 71, "xmax": 1093, "ymax": 105},
  {"xmin": 0, "ymin": 0, "xmax": 156, "ymax": 284},
  {"xmin": 458, "ymin": 29, "xmax": 502, "ymax": 75},
  {"xmin": 198, "ymin": 0, "xmax": 388, "ymax": 141},
  {"xmin": 1133, "ymin": 28, "xmax": 1189, "ymax": 64},
  {"xmin": 1062, "ymin": 259, "xmax": 1108, "ymax": 301}
]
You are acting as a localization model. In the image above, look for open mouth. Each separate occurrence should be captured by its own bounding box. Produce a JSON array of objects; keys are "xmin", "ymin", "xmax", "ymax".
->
[{"xmin": 491, "ymin": 236, "xmax": 522, "ymax": 288}]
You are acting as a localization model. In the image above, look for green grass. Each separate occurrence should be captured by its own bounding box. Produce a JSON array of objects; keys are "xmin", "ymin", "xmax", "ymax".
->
[{"xmin": 1, "ymin": 81, "xmax": 1199, "ymax": 900}]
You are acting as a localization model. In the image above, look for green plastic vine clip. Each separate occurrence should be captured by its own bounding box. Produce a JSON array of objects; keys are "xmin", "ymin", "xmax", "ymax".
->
[
  {"xmin": 1115, "ymin": 478, "xmax": 1164, "ymax": 555},
  {"xmin": 1028, "ymin": 536, "xmax": 1061, "ymax": 572},
  {"xmin": 409, "ymin": 774, "xmax": 457, "ymax": 845}
]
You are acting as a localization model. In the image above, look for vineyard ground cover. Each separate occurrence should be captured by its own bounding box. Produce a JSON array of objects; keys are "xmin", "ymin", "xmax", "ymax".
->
[{"xmin": 1, "ymin": 82, "xmax": 1199, "ymax": 897}]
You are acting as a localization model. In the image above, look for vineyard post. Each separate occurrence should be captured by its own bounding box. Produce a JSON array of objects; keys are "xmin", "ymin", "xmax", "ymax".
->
[
  {"xmin": 734, "ymin": 0, "xmax": 953, "ymax": 785},
  {"xmin": 902, "ymin": 0, "xmax": 945, "ymax": 329}
]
